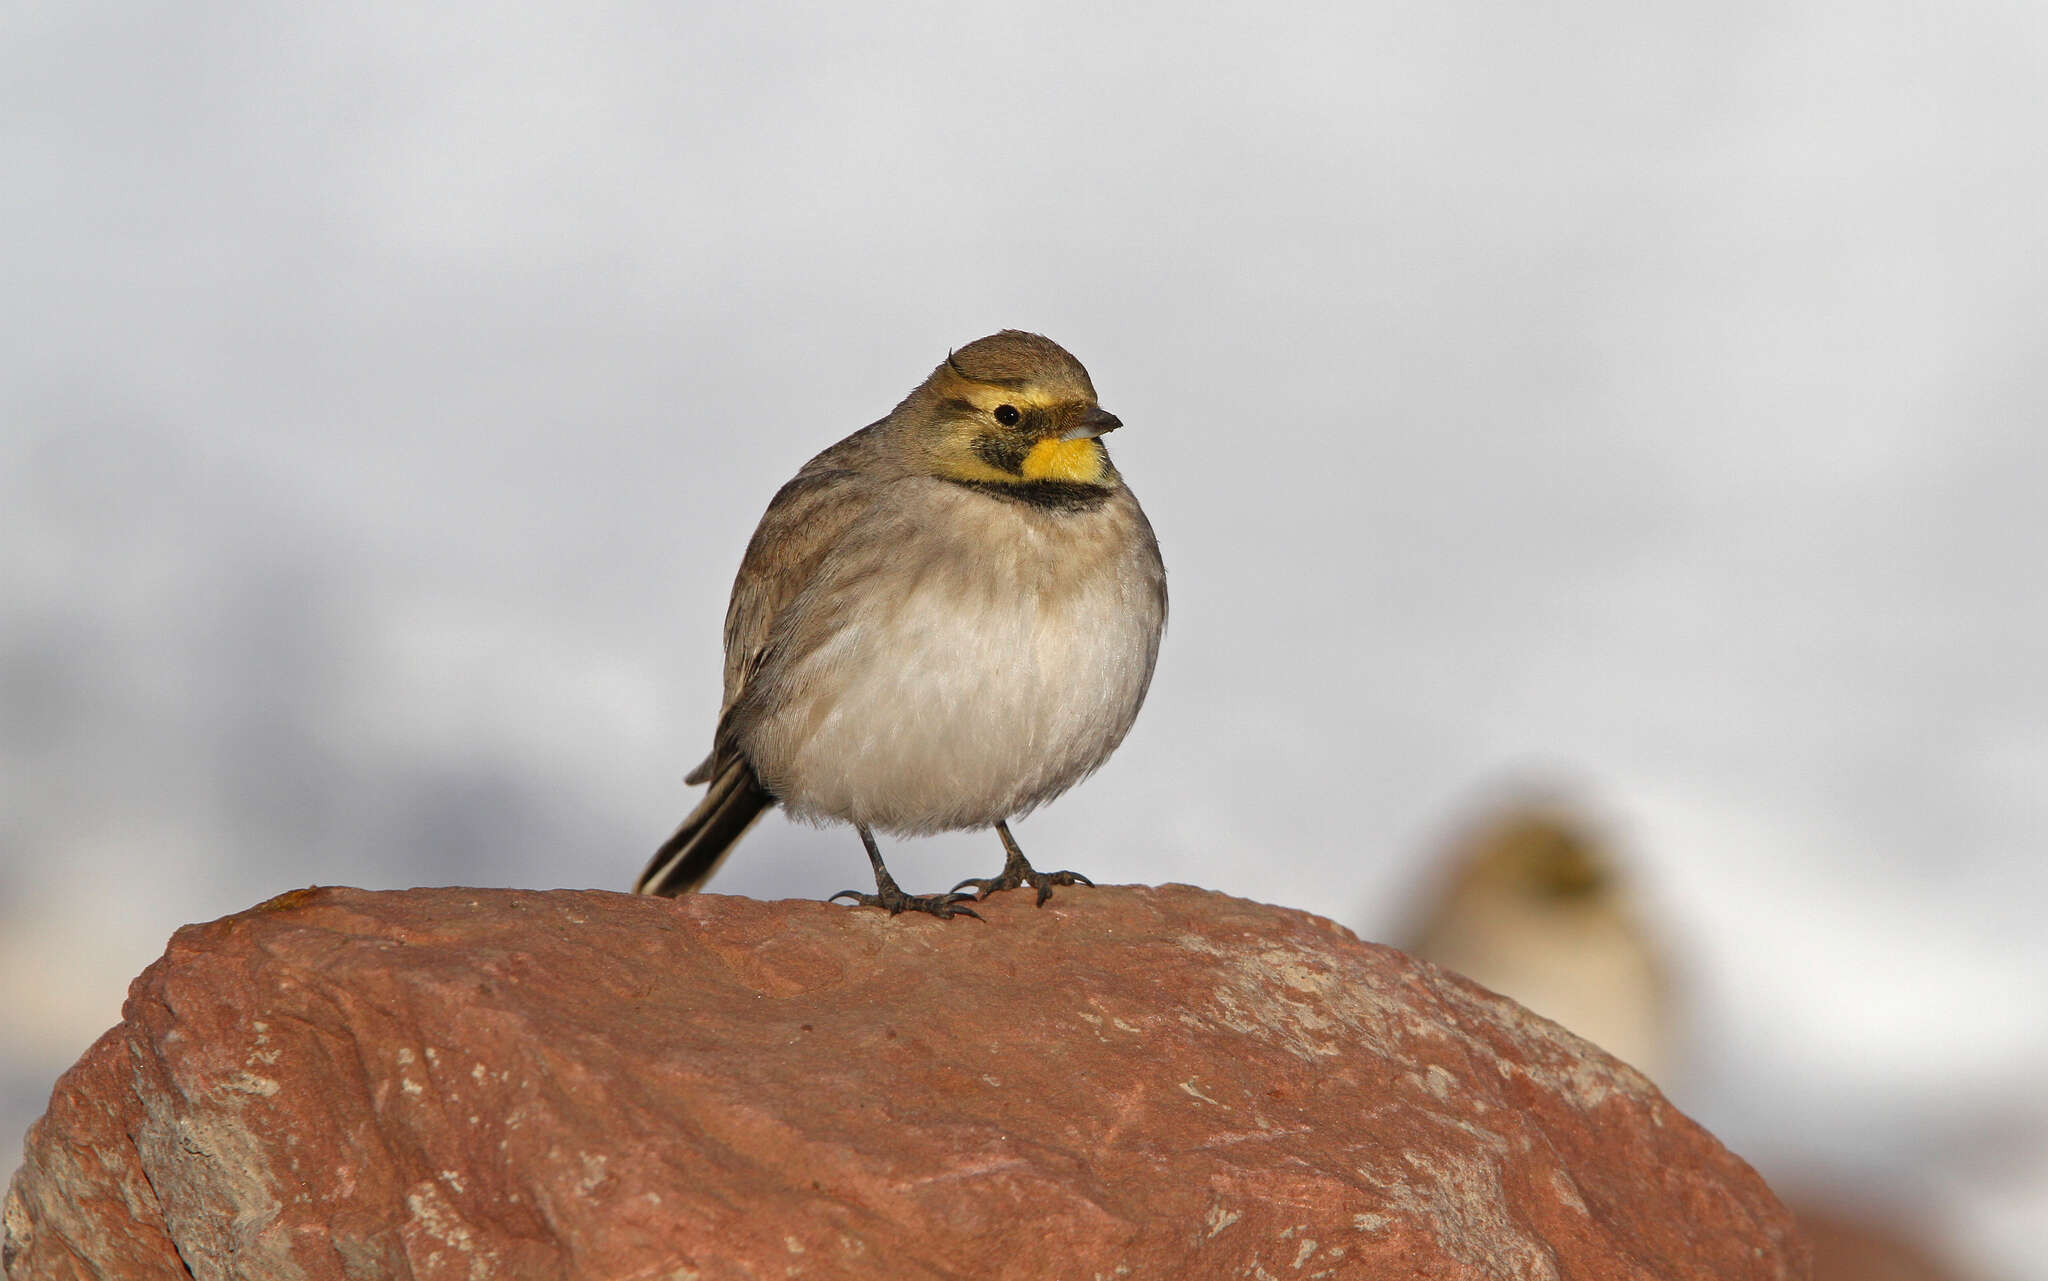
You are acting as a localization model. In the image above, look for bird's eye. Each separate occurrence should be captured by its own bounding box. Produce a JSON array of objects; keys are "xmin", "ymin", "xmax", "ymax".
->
[{"xmin": 993, "ymin": 404, "xmax": 1021, "ymax": 426}]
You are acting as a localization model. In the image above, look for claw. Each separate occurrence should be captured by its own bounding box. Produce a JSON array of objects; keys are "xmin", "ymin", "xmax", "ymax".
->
[
  {"xmin": 838, "ymin": 825, "xmax": 983, "ymax": 919},
  {"xmin": 955, "ymin": 866, "xmax": 1095, "ymax": 906},
  {"xmin": 966, "ymin": 822, "xmax": 1096, "ymax": 906},
  {"xmin": 830, "ymin": 887, "xmax": 982, "ymax": 921},
  {"xmin": 1032, "ymin": 869, "xmax": 1093, "ymax": 906}
]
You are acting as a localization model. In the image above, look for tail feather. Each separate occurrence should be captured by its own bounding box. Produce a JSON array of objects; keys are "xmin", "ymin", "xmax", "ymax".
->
[{"xmin": 636, "ymin": 757, "xmax": 774, "ymax": 896}]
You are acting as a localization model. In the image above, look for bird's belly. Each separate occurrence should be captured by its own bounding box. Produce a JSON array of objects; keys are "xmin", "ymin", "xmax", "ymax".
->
[{"xmin": 751, "ymin": 575, "xmax": 1156, "ymax": 834}]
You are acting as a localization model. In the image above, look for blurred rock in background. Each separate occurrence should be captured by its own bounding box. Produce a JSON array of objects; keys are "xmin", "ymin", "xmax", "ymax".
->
[{"xmin": 1397, "ymin": 784, "xmax": 1992, "ymax": 1281}]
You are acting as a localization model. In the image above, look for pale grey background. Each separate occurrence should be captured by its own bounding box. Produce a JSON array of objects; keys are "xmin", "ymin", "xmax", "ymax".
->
[{"xmin": 4, "ymin": 1, "xmax": 2044, "ymax": 1272}]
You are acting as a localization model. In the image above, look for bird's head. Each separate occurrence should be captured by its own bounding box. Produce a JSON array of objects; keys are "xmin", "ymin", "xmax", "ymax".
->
[{"xmin": 902, "ymin": 330, "xmax": 1124, "ymax": 495}]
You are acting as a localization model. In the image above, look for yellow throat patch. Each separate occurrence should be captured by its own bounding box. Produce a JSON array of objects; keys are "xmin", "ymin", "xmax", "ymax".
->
[{"xmin": 1020, "ymin": 437, "xmax": 1106, "ymax": 484}]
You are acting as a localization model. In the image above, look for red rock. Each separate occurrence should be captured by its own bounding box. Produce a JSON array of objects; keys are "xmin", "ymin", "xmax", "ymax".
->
[
  {"xmin": 5, "ymin": 884, "xmax": 1807, "ymax": 1279},
  {"xmin": 1794, "ymin": 1201, "xmax": 1978, "ymax": 1281}
]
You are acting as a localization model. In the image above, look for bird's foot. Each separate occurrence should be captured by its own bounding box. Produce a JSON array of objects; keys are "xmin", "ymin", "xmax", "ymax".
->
[
  {"xmin": 951, "ymin": 866, "xmax": 1094, "ymax": 907},
  {"xmin": 829, "ymin": 886, "xmax": 983, "ymax": 920}
]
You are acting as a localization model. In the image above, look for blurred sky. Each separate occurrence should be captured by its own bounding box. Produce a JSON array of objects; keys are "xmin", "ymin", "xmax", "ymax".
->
[{"xmin": 4, "ymin": 0, "xmax": 2045, "ymax": 1273}]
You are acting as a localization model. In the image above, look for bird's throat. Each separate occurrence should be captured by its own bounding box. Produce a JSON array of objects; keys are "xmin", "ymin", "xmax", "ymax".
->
[{"xmin": 1019, "ymin": 437, "xmax": 1106, "ymax": 484}]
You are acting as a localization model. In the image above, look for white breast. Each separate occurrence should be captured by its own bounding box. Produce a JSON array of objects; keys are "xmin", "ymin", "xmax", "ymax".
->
[{"xmin": 744, "ymin": 491, "xmax": 1163, "ymax": 835}]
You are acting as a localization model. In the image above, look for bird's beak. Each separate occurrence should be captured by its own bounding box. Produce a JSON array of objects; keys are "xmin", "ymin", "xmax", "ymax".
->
[{"xmin": 1061, "ymin": 407, "xmax": 1123, "ymax": 441}]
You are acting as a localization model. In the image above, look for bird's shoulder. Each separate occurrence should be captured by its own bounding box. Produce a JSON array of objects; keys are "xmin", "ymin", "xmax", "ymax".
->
[
  {"xmin": 735, "ymin": 425, "xmax": 901, "ymax": 581},
  {"xmin": 712, "ymin": 424, "xmax": 899, "ymax": 704}
]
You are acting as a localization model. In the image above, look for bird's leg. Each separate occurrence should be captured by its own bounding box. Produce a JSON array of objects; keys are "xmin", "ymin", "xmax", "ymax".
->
[
  {"xmin": 831, "ymin": 825, "xmax": 981, "ymax": 920},
  {"xmin": 951, "ymin": 820, "xmax": 1095, "ymax": 907}
]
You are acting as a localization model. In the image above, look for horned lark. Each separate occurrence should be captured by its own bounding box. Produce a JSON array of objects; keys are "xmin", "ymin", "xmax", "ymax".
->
[
  {"xmin": 1403, "ymin": 796, "xmax": 1676, "ymax": 1083},
  {"xmin": 636, "ymin": 331, "xmax": 1166, "ymax": 919}
]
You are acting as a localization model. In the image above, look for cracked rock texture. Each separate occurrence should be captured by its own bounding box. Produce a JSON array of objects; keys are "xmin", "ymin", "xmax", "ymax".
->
[{"xmin": 5, "ymin": 884, "xmax": 1806, "ymax": 1279}]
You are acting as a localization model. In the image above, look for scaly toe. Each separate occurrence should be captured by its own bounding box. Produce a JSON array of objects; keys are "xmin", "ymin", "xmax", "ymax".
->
[
  {"xmin": 954, "ymin": 868, "xmax": 1096, "ymax": 906},
  {"xmin": 949, "ymin": 875, "xmax": 1016, "ymax": 900},
  {"xmin": 1029, "ymin": 869, "xmax": 1094, "ymax": 907},
  {"xmin": 830, "ymin": 888, "xmax": 981, "ymax": 920}
]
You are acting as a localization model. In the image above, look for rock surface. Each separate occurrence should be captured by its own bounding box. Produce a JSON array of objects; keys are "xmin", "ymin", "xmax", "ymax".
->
[
  {"xmin": 6, "ymin": 884, "xmax": 1807, "ymax": 1280},
  {"xmin": 1795, "ymin": 1202, "xmax": 1977, "ymax": 1281}
]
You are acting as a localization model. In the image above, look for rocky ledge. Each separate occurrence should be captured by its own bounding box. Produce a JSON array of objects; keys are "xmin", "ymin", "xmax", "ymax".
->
[{"xmin": 5, "ymin": 884, "xmax": 1806, "ymax": 1279}]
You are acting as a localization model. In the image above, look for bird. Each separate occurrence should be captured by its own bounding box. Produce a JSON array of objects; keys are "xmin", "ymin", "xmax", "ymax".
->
[
  {"xmin": 1402, "ymin": 793, "xmax": 1677, "ymax": 1083},
  {"xmin": 635, "ymin": 330, "xmax": 1167, "ymax": 919}
]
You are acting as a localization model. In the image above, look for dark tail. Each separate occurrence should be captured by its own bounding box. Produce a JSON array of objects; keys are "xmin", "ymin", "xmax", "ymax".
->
[{"xmin": 635, "ymin": 757, "xmax": 774, "ymax": 896}]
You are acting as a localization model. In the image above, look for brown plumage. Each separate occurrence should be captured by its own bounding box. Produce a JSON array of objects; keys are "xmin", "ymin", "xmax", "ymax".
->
[{"xmin": 637, "ymin": 331, "xmax": 1166, "ymax": 918}]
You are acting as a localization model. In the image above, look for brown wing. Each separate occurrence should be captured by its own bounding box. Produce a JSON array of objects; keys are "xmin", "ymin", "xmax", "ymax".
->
[{"xmin": 685, "ymin": 435, "xmax": 882, "ymax": 784}]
